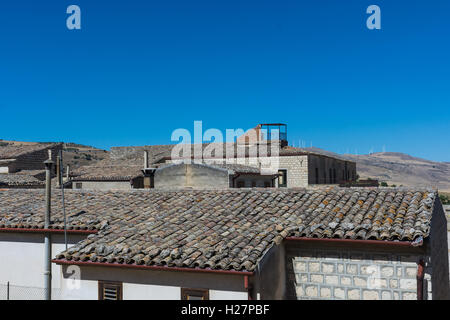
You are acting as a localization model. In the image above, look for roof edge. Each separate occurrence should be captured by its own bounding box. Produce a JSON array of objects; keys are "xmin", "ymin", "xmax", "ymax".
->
[
  {"xmin": 285, "ymin": 236, "xmax": 419, "ymax": 247},
  {"xmin": 0, "ymin": 227, "xmax": 97, "ymax": 235},
  {"xmin": 52, "ymin": 259, "xmax": 254, "ymax": 276}
]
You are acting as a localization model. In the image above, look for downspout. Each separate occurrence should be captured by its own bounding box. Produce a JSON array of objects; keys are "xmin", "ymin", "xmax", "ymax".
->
[
  {"xmin": 44, "ymin": 151, "xmax": 54, "ymax": 300},
  {"xmin": 417, "ymin": 259, "xmax": 425, "ymax": 300},
  {"xmin": 244, "ymin": 275, "xmax": 252, "ymax": 300}
]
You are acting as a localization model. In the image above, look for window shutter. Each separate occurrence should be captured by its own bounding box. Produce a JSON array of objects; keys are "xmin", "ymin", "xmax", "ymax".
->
[{"xmin": 99, "ymin": 281, "xmax": 123, "ymax": 300}]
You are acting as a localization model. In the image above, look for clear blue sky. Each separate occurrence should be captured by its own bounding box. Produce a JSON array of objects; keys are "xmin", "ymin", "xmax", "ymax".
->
[{"xmin": 0, "ymin": 1, "xmax": 449, "ymax": 161}]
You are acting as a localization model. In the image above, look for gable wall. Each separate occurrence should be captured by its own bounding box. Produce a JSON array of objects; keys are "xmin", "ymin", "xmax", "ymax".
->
[{"xmin": 284, "ymin": 241, "xmax": 426, "ymax": 300}]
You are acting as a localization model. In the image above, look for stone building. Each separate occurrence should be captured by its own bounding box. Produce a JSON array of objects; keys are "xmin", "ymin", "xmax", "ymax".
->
[
  {"xmin": 0, "ymin": 143, "xmax": 62, "ymax": 174},
  {"xmin": 0, "ymin": 170, "xmax": 49, "ymax": 189},
  {"xmin": 154, "ymin": 162, "xmax": 278, "ymax": 189},
  {"xmin": 0, "ymin": 187, "xmax": 447, "ymax": 300},
  {"xmin": 109, "ymin": 124, "xmax": 356, "ymax": 189},
  {"xmin": 69, "ymin": 160, "xmax": 144, "ymax": 191}
]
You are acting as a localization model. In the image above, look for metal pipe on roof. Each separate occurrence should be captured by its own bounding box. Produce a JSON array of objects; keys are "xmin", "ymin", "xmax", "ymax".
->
[
  {"xmin": 44, "ymin": 151, "xmax": 54, "ymax": 301},
  {"xmin": 144, "ymin": 150, "xmax": 149, "ymax": 169}
]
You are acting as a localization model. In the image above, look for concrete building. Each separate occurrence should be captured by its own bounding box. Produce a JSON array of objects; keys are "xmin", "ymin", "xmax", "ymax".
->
[
  {"xmin": 0, "ymin": 187, "xmax": 448, "ymax": 300},
  {"xmin": 154, "ymin": 162, "xmax": 278, "ymax": 189}
]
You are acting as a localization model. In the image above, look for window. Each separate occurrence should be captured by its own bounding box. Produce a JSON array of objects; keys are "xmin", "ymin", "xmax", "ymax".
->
[
  {"xmin": 278, "ymin": 170, "xmax": 287, "ymax": 187},
  {"xmin": 237, "ymin": 180, "xmax": 245, "ymax": 188},
  {"xmin": 181, "ymin": 288, "xmax": 209, "ymax": 300},
  {"xmin": 98, "ymin": 281, "xmax": 123, "ymax": 300},
  {"xmin": 264, "ymin": 181, "xmax": 271, "ymax": 188},
  {"xmin": 75, "ymin": 182, "xmax": 82, "ymax": 189},
  {"xmin": 315, "ymin": 168, "xmax": 319, "ymax": 184}
]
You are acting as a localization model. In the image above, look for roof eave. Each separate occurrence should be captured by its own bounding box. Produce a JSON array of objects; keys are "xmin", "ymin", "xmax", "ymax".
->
[{"xmin": 52, "ymin": 259, "xmax": 254, "ymax": 276}]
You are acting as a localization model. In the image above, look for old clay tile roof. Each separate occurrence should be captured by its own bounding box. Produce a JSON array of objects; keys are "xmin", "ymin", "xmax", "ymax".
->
[
  {"xmin": 0, "ymin": 170, "xmax": 49, "ymax": 187},
  {"xmin": 0, "ymin": 143, "xmax": 56, "ymax": 160},
  {"xmin": 110, "ymin": 143, "xmax": 353, "ymax": 165},
  {"xmin": 71, "ymin": 163, "xmax": 143, "ymax": 181},
  {"xmin": 0, "ymin": 187, "xmax": 437, "ymax": 272}
]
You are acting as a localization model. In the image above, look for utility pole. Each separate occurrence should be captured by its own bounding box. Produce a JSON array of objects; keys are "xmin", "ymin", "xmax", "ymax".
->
[{"xmin": 44, "ymin": 150, "xmax": 54, "ymax": 300}]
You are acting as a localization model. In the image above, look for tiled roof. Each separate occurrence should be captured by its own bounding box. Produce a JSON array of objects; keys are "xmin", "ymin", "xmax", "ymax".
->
[
  {"xmin": 0, "ymin": 170, "xmax": 47, "ymax": 187},
  {"xmin": 0, "ymin": 187, "xmax": 436, "ymax": 272},
  {"xmin": 71, "ymin": 160, "xmax": 143, "ymax": 181},
  {"xmin": 110, "ymin": 143, "xmax": 354, "ymax": 164},
  {"xmin": 157, "ymin": 162, "xmax": 263, "ymax": 175},
  {"xmin": 0, "ymin": 143, "xmax": 56, "ymax": 159}
]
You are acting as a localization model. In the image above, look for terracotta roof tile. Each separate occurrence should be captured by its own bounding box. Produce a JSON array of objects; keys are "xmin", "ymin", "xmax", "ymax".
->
[{"xmin": 0, "ymin": 187, "xmax": 437, "ymax": 272}]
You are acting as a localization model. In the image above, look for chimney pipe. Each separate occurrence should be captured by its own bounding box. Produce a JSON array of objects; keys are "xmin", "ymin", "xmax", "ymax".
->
[
  {"xmin": 66, "ymin": 164, "xmax": 70, "ymax": 180},
  {"xmin": 44, "ymin": 150, "xmax": 54, "ymax": 300},
  {"xmin": 144, "ymin": 150, "xmax": 149, "ymax": 169},
  {"xmin": 56, "ymin": 154, "xmax": 61, "ymax": 187}
]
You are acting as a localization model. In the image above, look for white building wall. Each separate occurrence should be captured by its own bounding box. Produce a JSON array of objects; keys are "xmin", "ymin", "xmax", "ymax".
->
[
  {"xmin": 0, "ymin": 232, "xmax": 87, "ymax": 300},
  {"xmin": 58, "ymin": 264, "xmax": 249, "ymax": 300}
]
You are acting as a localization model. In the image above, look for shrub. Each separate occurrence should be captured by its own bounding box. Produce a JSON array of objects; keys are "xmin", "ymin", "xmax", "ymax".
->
[{"xmin": 439, "ymin": 194, "xmax": 450, "ymax": 205}]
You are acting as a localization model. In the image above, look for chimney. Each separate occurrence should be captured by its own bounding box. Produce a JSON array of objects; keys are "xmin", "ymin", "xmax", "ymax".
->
[
  {"xmin": 144, "ymin": 150, "xmax": 149, "ymax": 169},
  {"xmin": 43, "ymin": 150, "xmax": 54, "ymax": 300},
  {"xmin": 56, "ymin": 154, "xmax": 61, "ymax": 187}
]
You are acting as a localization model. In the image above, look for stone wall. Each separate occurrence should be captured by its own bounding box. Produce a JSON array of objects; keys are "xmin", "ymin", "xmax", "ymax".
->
[
  {"xmin": 285, "ymin": 243, "xmax": 426, "ymax": 300},
  {"xmin": 8, "ymin": 144, "xmax": 62, "ymax": 173},
  {"xmin": 154, "ymin": 163, "xmax": 230, "ymax": 189},
  {"xmin": 277, "ymin": 156, "xmax": 309, "ymax": 188},
  {"xmin": 203, "ymin": 155, "xmax": 309, "ymax": 188},
  {"xmin": 307, "ymin": 154, "xmax": 356, "ymax": 185}
]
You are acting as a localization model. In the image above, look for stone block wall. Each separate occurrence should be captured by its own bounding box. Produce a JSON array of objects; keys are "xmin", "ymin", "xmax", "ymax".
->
[
  {"xmin": 277, "ymin": 156, "xmax": 308, "ymax": 188},
  {"xmin": 8, "ymin": 144, "xmax": 62, "ymax": 173},
  {"xmin": 289, "ymin": 248, "xmax": 422, "ymax": 300},
  {"xmin": 307, "ymin": 154, "xmax": 356, "ymax": 185},
  {"xmin": 204, "ymin": 155, "xmax": 309, "ymax": 188}
]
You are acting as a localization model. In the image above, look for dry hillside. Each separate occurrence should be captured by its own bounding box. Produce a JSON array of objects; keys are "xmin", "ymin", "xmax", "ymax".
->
[
  {"xmin": 0, "ymin": 140, "xmax": 108, "ymax": 169},
  {"xmin": 342, "ymin": 152, "xmax": 450, "ymax": 192}
]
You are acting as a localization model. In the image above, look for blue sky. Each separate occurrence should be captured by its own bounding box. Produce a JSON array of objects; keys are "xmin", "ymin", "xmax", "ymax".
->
[{"xmin": 0, "ymin": 1, "xmax": 449, "ymax": 161}]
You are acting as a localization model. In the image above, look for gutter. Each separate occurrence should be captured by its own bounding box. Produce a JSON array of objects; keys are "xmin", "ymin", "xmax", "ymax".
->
[
  {"xmin": 52, "ymin": 259, "xmax": 254, "ymax": 276},
  {"xmin": 0, "ymin": 227, "xmax": 97, "ymax": 235},
  {"xmin": 285, "ymin": 236, "xmax": 418, "ymax": 247}
]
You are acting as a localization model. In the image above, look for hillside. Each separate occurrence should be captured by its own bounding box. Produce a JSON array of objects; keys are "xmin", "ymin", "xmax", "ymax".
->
[
  {"xmin": 0, "ymin": 140, "xmax": 108, "ymax": 169},
  {"xmin": 300, "ymin": 147, "xmax": 450, "ymax": 191},
  {"xmin": 342, "ymin": 152, "xmax": 450, "ymax": 192},
  {"xmin": 2, "ymin": 140, "xmax": 449, "ymax": 192}
]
